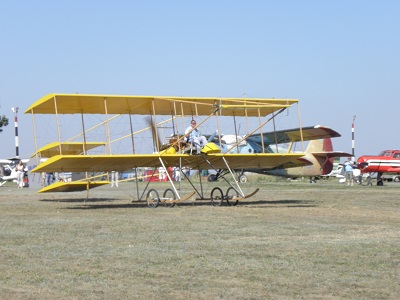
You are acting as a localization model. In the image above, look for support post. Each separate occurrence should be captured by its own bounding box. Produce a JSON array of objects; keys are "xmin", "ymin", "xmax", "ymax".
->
[
  {"xmin": 352, "ymin": 115, "xmax": 356, "ymax": 161},
  {"xmin": 11, "ymin": 107, "xmax": 19, "ymax": 158}
]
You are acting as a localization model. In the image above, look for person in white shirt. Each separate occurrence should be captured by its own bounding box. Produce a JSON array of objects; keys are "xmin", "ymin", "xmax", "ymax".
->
[
  {"xmin": 15, "ymin": 160, "xmax": 25, "ymax": 188},
  {"xmin": 184, "ymin": 120, "xmax": 208, "ymax": 151}
]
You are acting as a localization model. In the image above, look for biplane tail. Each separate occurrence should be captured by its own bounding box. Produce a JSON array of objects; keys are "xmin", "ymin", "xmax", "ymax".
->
[
  {"xmin": 305, "ymin": 138, "xmax": 334, "ymax": 175},
  {"xmin": 306, "ymin": 137, "xmax": 352, "ymax": 175},
  {"xmin": 258, "ymin": 137, "xmax": 349, "ymax": 180},
  {"xmin": 305, "ymin": 137, "xmax": 333, "ymax": 153}
]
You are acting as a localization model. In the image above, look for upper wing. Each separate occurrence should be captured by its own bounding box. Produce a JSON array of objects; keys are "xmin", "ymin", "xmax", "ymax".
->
[
  {"xmin": 30, "ymin": 153, "xmax": 308, "ymax": 173},
  {"xmin": 24, "ymin": 94, "xmax": 297, "ymax": 117},
  {"xmin": 247, "ymin": 125, "xmax": 341, "ymax": 145}
]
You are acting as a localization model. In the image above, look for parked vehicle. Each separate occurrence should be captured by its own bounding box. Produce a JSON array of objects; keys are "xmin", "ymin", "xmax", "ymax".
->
[{"xmin": 381, "ymin": 174, "xmax": 400, "ymax": 182}]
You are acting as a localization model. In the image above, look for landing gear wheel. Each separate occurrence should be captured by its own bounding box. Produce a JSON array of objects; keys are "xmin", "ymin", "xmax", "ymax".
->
[
  {"xmin": 226, "ymin": 187, "xmax": 239, "ymax": 206},
  {"xmin": 239, "ymin": 174, "xmax": 247, "ymax": 183},
  {"xmin": 211, "ymin": 187, "xmax": 224, "ymax": 206},
  {"xmin": 377, "ymin": 180, "xmax": 383, "ymax": 186},
  {"xmin": 208, "ymin": 174, "xmax": 218, "ymax": 182},
  {"xmin": 163, "ymin": 188, "xmax": 176, "ymax": 208},
  {"xmin": 146, "ymin": 189, "xmax": 160, "ymax": 208}
]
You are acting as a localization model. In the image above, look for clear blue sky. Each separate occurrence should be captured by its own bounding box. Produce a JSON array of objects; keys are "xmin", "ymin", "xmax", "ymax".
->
[{"xmin": 1, "ymin": 0, "xmax": 399, "ymax": 159}]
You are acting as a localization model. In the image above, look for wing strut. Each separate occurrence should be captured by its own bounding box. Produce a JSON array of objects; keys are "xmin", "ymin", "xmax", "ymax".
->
[
  {"xmin": 226, "ymin": 107, "xmax": 288, "ymax": 154},
  {"xmin": 133, "ymin": 167, "xmax": 140, "ymax": 201},
  {"xmin": 158, "ymin": 157, "xmax": 181, "ymax": 200},
  {"xmin": 139, "ymin": 167, "xmax": 157, "ymax": 201},
  {"xmin": 180, "ymin": 166, "xmax": 204, "ymax": 199},
  {"xmin": 222, "ymin": 157, "xmax": 245, "ymax": 197},
  {"xmin": 201, "ymin": 156, "xmax": 245, "ymax": 197}
]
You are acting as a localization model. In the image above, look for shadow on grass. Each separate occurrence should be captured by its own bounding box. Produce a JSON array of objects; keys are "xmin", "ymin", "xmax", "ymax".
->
[
  {"xmin": 67, "ymin": 203, "xmax": 141, "ymax": 209},
  {"xmin": 240, "ymin": 199, "xmax": 317, "ymax": 207},
  {"xmin": 184, "ymin": 199, "xmax": 317, "ymax": 208},
  {"xmin": 60, "ymin": 199, "xmax": 316, "ymax": 209},
  {"xmin": 39, "ymin": 198, "xmax": 122, "ymax": 203}
]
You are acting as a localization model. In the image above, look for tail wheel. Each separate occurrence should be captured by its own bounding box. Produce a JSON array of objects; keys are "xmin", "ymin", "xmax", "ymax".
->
[
  {"xmin": 211, "ymin": 187, "xmax": 224, "ymax": 206},
  {"xmin": 226, "ymin": 187, "xmax": 239, "ymax": 206},
  {"xmin": 239, "ymin": 174, "xmax": 247, "ymax": 183},
  {"xmin": 163, "ymin": 188, "xmax": 176, "ymax": 208},
  {"xmin": 146, "ymin": 189, "xmax": 160, "ymax": 208},
  {"xmin": 208, "ymin": 174, "xmax": 218, "ymax": 182}
]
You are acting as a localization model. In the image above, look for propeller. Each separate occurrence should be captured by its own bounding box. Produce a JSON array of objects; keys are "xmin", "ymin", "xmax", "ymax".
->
[
  {"xmin": 145, "ymin": 116, "xmax": 186, "ymax": 152},
  {"xmin": 145, "ymin": 116, "xmax": 164, "ymax": 151}
]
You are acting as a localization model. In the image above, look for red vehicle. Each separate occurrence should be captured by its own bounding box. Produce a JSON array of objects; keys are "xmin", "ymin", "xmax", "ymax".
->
[
  {"xmin": 144, "ymin": 167, "xmax": 174, "ymax": 182},
  {"xmin": 357, "ymin": 150, "xmax": 400, "ymax": 186}
]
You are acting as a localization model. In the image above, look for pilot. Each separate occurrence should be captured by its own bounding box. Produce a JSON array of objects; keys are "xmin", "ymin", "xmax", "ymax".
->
[{"xmin": 184, "ymin": 120, "xmax": 208, "ymax": 151}]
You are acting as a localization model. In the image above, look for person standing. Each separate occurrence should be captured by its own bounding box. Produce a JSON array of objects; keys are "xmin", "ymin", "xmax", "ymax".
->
[
  {"xmin": 173, "ymin": 167, "xmax": 181, "ymax": 182},
  {"xmin": 15, "ymin": 160, "xmax": 25, "ymax": 188},
  {"xmin": 111, "ymin": 171, "xmax": 119, "ymax": 187},
  {"xmin": 44, "ymin": 172, "xmax": 54, "ymax": 186},
  {"xmin": 344, "ymin": 161, "xmax": 354, "ymax": 186}
]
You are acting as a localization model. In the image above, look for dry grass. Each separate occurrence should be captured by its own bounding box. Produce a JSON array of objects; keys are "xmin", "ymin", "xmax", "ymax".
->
[{"xmin": 1, "ymin": 176, "xmax": 399, "ymax": 299}]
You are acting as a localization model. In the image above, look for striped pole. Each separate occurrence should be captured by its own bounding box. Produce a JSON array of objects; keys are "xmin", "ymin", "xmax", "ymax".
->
[
  {"xmin": 12, "ymin": 107, "xmax": 19, "ymax": 158},
  {"xmin": 352, "ymin": 115, "xmax": 356, "ymax": 161}
]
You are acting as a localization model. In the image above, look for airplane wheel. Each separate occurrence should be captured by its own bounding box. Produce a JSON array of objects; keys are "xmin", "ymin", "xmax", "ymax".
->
[
  {"xmin": 211, "ymin": 187, "xmax": 224, "ymax": 206},
  {"xmin": 146, "ymin": 189, "xmax": 160, "ymax": 208},
  {"xmin": 163, "ymin": 188, "xmax": 176, "ymax": 208},
  {"xmin": 377, "ymin": 180, "xmax": 383, "ymax": 186},
  {"xmin": 226, "ymin": 187, "xmax": 239, "ymax": 206},
  {"xmin": 208, "ymin": 174, "xmax": 217, "ymax": 182},
  {"xmin": 239, "ymin": 174, "xmax": 247, "ymax": 183}
]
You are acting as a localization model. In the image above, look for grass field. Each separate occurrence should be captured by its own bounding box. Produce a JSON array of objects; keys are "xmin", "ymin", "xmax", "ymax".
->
[{"xmin": 1, "ymin": 176, "xmax": 399, "ymax": 299}]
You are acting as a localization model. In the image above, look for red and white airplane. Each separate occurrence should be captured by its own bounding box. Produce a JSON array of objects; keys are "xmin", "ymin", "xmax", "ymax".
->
[{"xmin": 357, "ymin": 150, "xmax": 400, "ymax": 186}]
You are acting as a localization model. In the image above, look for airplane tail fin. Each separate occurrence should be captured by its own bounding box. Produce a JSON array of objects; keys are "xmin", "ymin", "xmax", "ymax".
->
[
  {"xmin": 322, "ymin": 138, "xmax": 334, "ymax": 175},
  {"xmin": 322, "ymin": 137, "xmax": 334, "ymax": 152},
  {"xmin": 305, "ymin": 138, "xmax": 334, "ymax": 175}
]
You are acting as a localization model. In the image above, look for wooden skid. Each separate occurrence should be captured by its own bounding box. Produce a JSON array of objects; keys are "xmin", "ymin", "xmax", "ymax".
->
[
  {"xmin": 236, "ymin": 188, "xmax": 260, "ymax": 201},
  {"xmin": 165, "ymin": 192, "xmax": 196, "ymax": 204},
  {"xmin": 194, "ymin": 188, "xmax": 260, "ymax": 202},
  {"xmin": 160, "ymin": 192, "xmax": 196, "ymax": 204}
]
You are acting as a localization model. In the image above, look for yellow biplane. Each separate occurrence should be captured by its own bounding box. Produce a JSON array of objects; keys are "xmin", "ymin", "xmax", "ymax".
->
[{"xmin": 25, "ymin": 94, "xmax": 308, "ymax": 207}]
